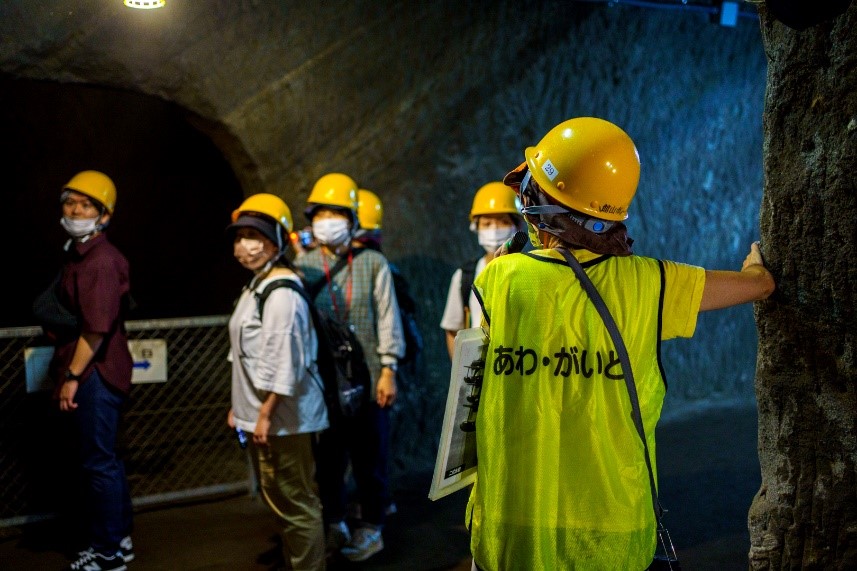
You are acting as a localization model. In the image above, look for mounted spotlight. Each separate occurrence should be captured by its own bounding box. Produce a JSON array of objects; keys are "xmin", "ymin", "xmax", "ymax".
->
[
  {"xmin": 123, "ymin": 0, "xmax": 166, "ymax": 8},
  {"xmin": 718, "ymin": 1, "xmax": 739, "ymax": 27}
]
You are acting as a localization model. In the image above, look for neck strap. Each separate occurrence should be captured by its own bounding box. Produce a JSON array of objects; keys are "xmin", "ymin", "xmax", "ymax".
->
[{"xmin": 307, "ymin": 247, "xmax": 365, "ymax": 299}]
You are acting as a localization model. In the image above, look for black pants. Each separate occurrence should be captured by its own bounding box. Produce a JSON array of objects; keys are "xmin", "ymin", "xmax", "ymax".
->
[{"xmin": 316, "ymin": 402, "xmax": 390, "ymax": 527}]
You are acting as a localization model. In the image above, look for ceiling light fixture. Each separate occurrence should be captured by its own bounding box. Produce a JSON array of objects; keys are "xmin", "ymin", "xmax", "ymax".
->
[{"xmin": 123, "ymin": 0, "xmax": 166, "ymax": 9}]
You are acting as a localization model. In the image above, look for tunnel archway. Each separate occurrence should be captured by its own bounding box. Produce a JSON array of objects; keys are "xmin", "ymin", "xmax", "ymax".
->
[{"xmin": 0, "ymin": 76, "xmax": 250, "ymax": 327}]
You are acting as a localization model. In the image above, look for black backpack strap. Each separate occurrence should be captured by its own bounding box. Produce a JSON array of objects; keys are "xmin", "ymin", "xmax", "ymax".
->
[
  {"xmin": 256, "ymin": 279, "xmax": 329, "ymax": 357},
  {"xmin": 458, "ymin": 255, "xmax": 482, "ymax": 327},
  {"xmin": 306, "ymin": 247, "xmax": 366, "ymax": 300},
  {"xmin": 254, "ymin": 278, "xmax": 331, "ymax": 400},
  {"xmin": 255, "ymin": 278, "xmax": 313, "ymax": 322},
  {"xmin": 459, "ymin": 256, "xmax": 482, "ymax": 312}
]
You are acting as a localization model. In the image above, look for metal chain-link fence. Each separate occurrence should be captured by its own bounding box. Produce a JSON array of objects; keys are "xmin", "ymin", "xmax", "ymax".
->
[{"xmin": 0, "ymin": 316, "xmax": 251, "ymax": 532}]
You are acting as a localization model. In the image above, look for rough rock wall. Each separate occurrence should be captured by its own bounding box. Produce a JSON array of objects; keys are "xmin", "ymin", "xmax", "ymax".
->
[{"xmin": 750, "ymin": 3, "xmax": 856, "ymax": 568}]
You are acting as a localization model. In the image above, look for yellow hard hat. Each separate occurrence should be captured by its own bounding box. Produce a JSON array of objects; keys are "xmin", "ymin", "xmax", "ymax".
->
[
  {"xmin": 523, "ymin": 117, "xmax": 640, "ymax": 221},
  {"xmin": 231, "ymin": 193, "xmax": 293, "ymax": 237},
  {"xmin": 62, "ymin": 170, "xmax": 117, "ymax": 214},
  {"xmin": 470, "ymin": 182, "xmax": 520, "ymax": 221},
  {"xmin": 357, "ymin": 189, "xmax": 383, "ymax": 230},
  {"xmin": 306, "ymin": 173, "xmax": 358, "ymax": 219}
]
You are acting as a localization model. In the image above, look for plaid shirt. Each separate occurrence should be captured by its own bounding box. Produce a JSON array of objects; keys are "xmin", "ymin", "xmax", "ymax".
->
[{"xmin": 296, "ymin": 246, "xmax": 405, "ymax": 390}]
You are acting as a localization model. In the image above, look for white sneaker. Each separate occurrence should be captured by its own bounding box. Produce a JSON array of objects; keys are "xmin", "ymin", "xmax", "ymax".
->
[
  {"xmin": 77, "ymin": 538, "xmax": 134, "ymax": 565},
  {"xmin": 340, "ymin": 527, "xmax": 384, "ymax": 562},
  {"xmin": 66, "ymin": 550, "xmax": 127, "ymax": 571},
  {"xmin": 119, "ymin": 536, "xmax": 135, "ymax": 562}
]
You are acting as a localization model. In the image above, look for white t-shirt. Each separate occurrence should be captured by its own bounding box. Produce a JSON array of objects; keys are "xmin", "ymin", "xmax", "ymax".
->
[
  {"xmin": 228, "ymin": 274, "xmax": 329, "ymax": 436},
  {"xmin": 440, "ymin": 256, "xmax": 488, "ymax": 331}
]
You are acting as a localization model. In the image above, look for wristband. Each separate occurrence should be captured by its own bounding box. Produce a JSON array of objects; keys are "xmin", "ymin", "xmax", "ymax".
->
[{"xmin": 64, "ymin": 369, "xmax": 83, "ymax": 381}]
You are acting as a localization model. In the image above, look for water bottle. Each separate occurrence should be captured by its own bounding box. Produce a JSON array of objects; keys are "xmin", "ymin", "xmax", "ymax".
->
[{"xmin": 235, "ymin": 427, "xmax": 248, "ymax": 449}]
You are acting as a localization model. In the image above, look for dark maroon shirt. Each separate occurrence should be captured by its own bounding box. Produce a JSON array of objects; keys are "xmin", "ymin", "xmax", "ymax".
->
[{"xmin": 50, "ymin": 233, "xmax": 133, "ymax": 395}]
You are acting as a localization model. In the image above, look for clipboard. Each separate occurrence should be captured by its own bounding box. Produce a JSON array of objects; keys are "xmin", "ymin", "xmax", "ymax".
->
[{"xmin": 429, "ymin": 326, "xmax": 488, "ymax": 500}]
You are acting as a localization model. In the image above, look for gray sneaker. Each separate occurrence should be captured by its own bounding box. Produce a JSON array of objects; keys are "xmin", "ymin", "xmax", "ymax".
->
[{"xmin": 340, "ymin": 527, "xmax": 384, "ymax": 562}]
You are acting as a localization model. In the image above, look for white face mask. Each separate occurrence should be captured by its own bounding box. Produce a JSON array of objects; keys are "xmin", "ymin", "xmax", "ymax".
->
[
  {"xmin": 60, "ymin": 216, "xmax": 99, "ymax": 239},
  {"xmin": 312, "ymin": 218, "xmax": 351, "ymax": 247},
  {"xmin": 478, "ymin": 226, "xmax": 517, "ymax": 253}
]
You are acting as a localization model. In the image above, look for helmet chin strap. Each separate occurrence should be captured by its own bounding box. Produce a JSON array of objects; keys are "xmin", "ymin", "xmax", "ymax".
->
[
  {"xmin": 519, "ymin": 172, "xmax": 633, "ymax": 256},
  {"xmin": 74, "ymin": 208, "xmax": 110, "ymax": 244},
  {"xmin": 257, "ymin": 259, "xmax": 275, "ymax": 276},
  {"xmin": 519, "ymin": 171, "xmax": 614, "ymax": 235},
  {"xmin": 330, "ymin": 226, "xmax": 356, "ymax": 255},
  {"xmin": 248, "ymin": 258, "xmax": 275, "ymax": 291},
  {"xmin": 250, "ymin": 231, "xmax": 292, "ymax": 289},
  {"xmin": 251, "ymin": 233, "xmax": 285, "ymax": 289},
  {"xmin": 533, "ymin": 219, "xmax": 565, "ymax": 244}
]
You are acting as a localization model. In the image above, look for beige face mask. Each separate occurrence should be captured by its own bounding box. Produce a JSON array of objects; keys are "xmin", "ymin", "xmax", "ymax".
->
[
  {"xmin": 234, "ymin": 237, "xmax": 269, "ymax": 269},
  {"xmin": 237, "ymin": 237, "xmax": 264, "ymax": 256}
]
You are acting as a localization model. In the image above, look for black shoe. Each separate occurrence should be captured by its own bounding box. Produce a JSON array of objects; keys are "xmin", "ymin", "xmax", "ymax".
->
[{"xmin": 66, "ymin": 550, "xmax": 128, "ymax": 571}]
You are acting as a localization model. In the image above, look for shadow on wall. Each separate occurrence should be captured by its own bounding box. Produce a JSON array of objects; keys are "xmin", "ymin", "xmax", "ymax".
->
[{"xmin": 0, "ymin": 75, "xmax": 248, "ymax": 328}]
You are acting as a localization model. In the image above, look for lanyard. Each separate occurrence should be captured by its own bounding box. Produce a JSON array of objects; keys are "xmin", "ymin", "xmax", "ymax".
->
[{"xmin": 323, "ymin": 251, "xmax": 352, "ymax": 321}]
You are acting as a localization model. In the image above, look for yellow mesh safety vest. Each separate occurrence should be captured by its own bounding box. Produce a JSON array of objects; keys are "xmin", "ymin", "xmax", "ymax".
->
[{"xmin": 467, "ymin": 249, "xmax": 704, "ymax": 571}]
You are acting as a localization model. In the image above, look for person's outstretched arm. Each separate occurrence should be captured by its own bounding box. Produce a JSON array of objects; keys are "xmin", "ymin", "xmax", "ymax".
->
[{"xmin": 700, "ymin": 242, "xmax": 776, "ymax": 312}]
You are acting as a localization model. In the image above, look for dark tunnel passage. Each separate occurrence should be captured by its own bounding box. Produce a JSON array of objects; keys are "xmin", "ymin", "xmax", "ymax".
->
[{"xmin": 0, "ymin": 76, "xmax": 249, "ymax": 327}]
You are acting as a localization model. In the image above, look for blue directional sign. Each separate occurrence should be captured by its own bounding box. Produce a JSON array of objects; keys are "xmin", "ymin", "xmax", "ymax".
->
[{"xmin": 130, "ymin": 339, "xmax": 167, "ymax": 384}]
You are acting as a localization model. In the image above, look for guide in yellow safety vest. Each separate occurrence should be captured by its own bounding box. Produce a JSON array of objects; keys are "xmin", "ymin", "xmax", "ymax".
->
[{"xmin": 465, "ymin": 117, "xmax": 775, "ymax": 570}]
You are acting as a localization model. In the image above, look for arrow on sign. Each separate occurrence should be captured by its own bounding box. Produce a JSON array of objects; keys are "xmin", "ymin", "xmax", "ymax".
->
[{"xmin": 133, "ymin": 360, "xmax": 151, "ymax": 370}]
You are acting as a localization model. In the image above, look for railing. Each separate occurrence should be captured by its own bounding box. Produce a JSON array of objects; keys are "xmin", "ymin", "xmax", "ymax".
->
[{"xmin": 0, "ymin": 316, "xmax": 251, "ymax": 532}]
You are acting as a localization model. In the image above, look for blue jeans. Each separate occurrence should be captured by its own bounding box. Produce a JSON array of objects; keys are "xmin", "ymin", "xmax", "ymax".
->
[{"xmin": 73, "ymin": 370, "xmax": 133, "ymax": 554}]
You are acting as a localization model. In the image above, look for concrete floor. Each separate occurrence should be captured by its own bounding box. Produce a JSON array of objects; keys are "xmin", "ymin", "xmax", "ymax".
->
[{"xmin": 0, "ymin": 405, "xmax": 759, "ymax": 570}]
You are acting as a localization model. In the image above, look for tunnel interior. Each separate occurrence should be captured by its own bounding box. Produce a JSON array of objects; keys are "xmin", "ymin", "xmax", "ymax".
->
[{"xmin": 0, "ymin": 76, "xmax": 249, "ymax": 328}]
